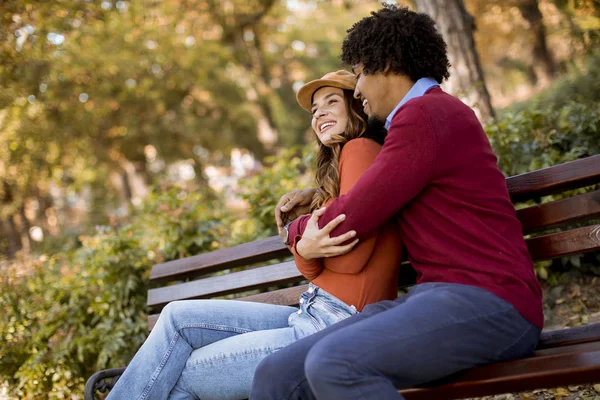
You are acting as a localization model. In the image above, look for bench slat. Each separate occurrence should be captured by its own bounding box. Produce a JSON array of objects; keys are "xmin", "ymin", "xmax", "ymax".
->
[
  {"xmin": 147, "ymin": 261, "xmax": 303, "ymax": 309},
  {"xmin": 149, "ymin": 236, "xmax": 289, "ymax": 283},
  {"xmin": 526, "ymin": 224, "xmax": 600, "ymax": 261},
  {"xmin": 518, "ymin": 190, "xmax": 600, "ymax": 234},
  {"xmin": 507, "ymin": 155, "xmax": 600, "ymax": 203},
  {"xmin": 238, "ymin": 284, "xmax": 307, "ymax": 306},
  {"xmin": 538, "ymin": 323, "xmax": 600, "ymax": 349},
  {"xmin": 400, "ymin": 342, "xmax": 600, "ymax": 399}
]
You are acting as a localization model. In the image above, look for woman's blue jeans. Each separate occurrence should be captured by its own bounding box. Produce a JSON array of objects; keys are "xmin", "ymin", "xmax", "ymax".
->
[{"xmin": 106, "ymin": 284, "xmax": 356, "ymax": 400}]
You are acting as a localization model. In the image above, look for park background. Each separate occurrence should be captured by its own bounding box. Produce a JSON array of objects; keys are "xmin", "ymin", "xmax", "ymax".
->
[{"xmin": 0, "ymin": 0, "xmax": 599, "ymax": 398}]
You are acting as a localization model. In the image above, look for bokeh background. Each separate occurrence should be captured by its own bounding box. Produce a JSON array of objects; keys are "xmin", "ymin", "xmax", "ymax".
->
[{"xmin": 0, "ymin": 0, "xmax": 598, "ymax": 398}]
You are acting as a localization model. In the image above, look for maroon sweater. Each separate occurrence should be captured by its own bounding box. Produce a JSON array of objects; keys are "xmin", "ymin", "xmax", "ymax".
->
[{"xmin": 289, "ymin": 87, "xmax": 544, "ymax": 328}]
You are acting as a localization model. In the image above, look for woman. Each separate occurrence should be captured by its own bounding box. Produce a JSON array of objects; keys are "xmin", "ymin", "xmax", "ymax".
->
[{"xmin": 107, "ymin": 70, "xmax": 403, "ymax": 400}]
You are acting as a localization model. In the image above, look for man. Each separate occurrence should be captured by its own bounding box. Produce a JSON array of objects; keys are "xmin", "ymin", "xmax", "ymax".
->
[{"xmin": 251, "ymin": 5, "xmax": 543, "ymax": 400}]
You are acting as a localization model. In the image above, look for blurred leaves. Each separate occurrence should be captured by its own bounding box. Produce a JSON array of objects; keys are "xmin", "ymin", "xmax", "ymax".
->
[
  {"xmin": 0, "ymin": 185, "xmax": 227, "ymax": 398},
  {"xmin": 238, "ymin": 145, "xmax": 315, "ymax": 239}
]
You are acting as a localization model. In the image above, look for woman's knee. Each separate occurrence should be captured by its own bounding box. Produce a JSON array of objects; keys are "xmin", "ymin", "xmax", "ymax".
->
[{"xmin": 158, "ymin": 301, "xmax": 194, "ymax": 329}]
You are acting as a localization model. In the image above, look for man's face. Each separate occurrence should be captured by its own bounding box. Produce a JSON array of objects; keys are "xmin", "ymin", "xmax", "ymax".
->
[{"xmin": 352, "ymin": 63, "xmax": 389, "ymax": 124}]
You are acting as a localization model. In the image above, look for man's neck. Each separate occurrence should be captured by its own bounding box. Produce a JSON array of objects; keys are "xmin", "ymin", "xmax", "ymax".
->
[{"xmin": 382, "ymin": 75, "xmax": 415, "ymax": 117}]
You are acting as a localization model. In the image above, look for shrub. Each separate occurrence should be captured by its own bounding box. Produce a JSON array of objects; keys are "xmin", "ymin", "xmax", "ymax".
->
[
  {"xmin": 486, "ymin": 101, "xmax": 599, "ymax": 282},
  {"xmin": 238, "ymin": 145, "xmax": 315, "ymax": 240},
  {"xmin": 0, "ymin": 186, "xmax": 227, "ymax": 399}
]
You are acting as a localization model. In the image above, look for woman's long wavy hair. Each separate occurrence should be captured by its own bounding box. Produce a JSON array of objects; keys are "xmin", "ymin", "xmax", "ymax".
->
[{"xmin": 310, "ymin": 89, "xmax": 386, "ymax": 211}]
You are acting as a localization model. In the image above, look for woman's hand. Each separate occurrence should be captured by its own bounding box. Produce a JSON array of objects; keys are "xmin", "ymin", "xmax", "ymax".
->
[
  {"xmin": 296, "ymin": 207, "xmax": 359, "ymax": 259},
  {"xmin": 275, "ymin": 188, "xmax": 317, "ymax": 234}
]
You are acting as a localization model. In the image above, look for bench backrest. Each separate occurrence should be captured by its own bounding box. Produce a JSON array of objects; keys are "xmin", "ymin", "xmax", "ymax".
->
[{"xmin": 147, "ymin": 155, "xmax": 600, "ymax": 330}]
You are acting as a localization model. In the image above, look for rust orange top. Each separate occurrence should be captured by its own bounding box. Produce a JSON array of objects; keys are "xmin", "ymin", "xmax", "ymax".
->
[{"xmin": 292, "ymin": 138, "xmax": 403, "ymax": 311}]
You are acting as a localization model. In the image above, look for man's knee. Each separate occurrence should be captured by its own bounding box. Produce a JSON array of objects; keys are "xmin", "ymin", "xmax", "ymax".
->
[
  {"xmin": 252, "ymin": 349, "xmax": 315, "ymax": 400},
  {"xmin": 252, "ymin": 355, "xmax": 276, "ymax": 390},
  {"xmin": 305, "ymin": 336, "xmax": 353, "ymax": 389},
  {"xmin": 251, "ymin": 352, "xmax": 287, "ymax": 399}
]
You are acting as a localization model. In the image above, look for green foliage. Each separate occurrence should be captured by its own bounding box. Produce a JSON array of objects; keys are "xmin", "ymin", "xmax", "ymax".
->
[
  {"xmin": 0, "ymin": 186, "xmax": 226, "ymax": 398},
  {"xmin": 488, "ymin": 101, "xmax": 600, "ymax": 177},
  {"xmin": 507, "ymin": 50, "xmax": 600, "ymax": 114},
  {"xmin": 487, "ymin": 93, "xmax": 599, "ymax": 282},
  {"xmin": 238, "ymin": 146, "xmax": 315, "ymax": 239}
]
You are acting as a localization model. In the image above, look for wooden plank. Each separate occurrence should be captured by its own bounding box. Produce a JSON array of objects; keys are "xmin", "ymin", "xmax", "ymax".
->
[
  {"xmin": 148, "ymin": 314, "xmax": 159, "ymax": 331},
  {"xmin": 517, "ymin": 190, "xmax": 600, "ymax": 234},
  {"xmin": 526, "ymin": 224, "xmax": 600, "ymax": 261},
  {"xmin": 507, "ymin": 155, "xmax": 600, "ymax": 203},
  {"xmin": 538, "ymin": 323, "xmax": 600, "ymax": 350},
  {"xmin": 400, "ymin": 342, "xmax": 600, "ymax": 400},
  {"xmin": 237, "ymin": 284, "xmax": 307, "ymax": 306},
  {"xmin": 149, "ymin": 236, "xmax": 290, "ymax": 283},
  {"xmin": 147, "ymin": 261, "xmax": 304, "ymax": 309}
]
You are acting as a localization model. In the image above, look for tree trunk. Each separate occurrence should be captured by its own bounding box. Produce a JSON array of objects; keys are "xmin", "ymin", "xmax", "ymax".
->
[
  {"xmin": 517, "ymin": 0, "xmax": 556, "ymax": 85},
  {"xmin": 414, "ymin": 0, "xmax": 496, "ymax": 122},
  {"xmin": 2, "ymin": 218, "xmax": 20, "ymax": 259},
  {"xmin": 13, "ymin": 207, "xmax": 31, "ymax": 257},
  {"xmin": 208, "ymin": 0, "xmax": 279, "ymax": 151}
]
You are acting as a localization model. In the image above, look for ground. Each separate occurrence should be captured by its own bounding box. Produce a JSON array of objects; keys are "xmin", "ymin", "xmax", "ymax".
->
[{"xmin": 472, "ymin": 274, "xmax": 600, "ymax": 400}]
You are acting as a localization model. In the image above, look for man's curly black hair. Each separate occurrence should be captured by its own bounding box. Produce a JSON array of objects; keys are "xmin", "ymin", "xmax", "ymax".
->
[{"xmin": 341, "ymin": 4, "xmax": 451, "ymax": 83}]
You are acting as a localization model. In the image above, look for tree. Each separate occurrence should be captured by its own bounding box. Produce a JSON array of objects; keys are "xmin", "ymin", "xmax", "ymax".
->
[
  {"xmin": 516, "ymin": 0, "xmax": 557, "ymax": 85},
  {"xmin": 414, "ymin": 0, "xmax": 496, "ymax": 122}
]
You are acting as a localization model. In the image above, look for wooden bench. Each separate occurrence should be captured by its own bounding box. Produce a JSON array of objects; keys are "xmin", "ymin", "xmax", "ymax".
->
[{"xmin": 84, "ymin": 155, "xmax": 600, "ymax": 400}]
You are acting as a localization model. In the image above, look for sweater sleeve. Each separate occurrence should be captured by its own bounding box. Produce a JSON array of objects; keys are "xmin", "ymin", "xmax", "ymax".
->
[
  {"xmin": 291, "ymin": 246, "xmax": 324, "ymax": 280},
  {"xmin": 288, "ymin": 103, "xmax": 435, "ymax": 241},
  {"xmin": 321, "ymin": 139, "xmax": 380, "ymax": 274}
]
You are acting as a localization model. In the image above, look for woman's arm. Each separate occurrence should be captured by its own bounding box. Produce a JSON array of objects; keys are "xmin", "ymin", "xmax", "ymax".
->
[
  {"xmin": 295, "ymin": 138, "xmax": 381, "ymax": 274},
  {"xmin": 292, "ymin": 248, "xmax": 324, "ymax": 281}
]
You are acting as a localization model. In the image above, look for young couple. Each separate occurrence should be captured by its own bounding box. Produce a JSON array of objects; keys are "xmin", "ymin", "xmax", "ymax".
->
[{"xmin": 108, "ymin": 5, "xmax": 543, "ymax": 400}]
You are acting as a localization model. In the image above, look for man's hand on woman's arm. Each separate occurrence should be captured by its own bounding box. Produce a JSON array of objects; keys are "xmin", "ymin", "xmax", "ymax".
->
[
  {"xmin": 296, "ymin": 207, "xmax": 358, "ymax": 259},
  {"xmin": 275, "ymin": 188, "xmax": 317, "ymax": 234}
]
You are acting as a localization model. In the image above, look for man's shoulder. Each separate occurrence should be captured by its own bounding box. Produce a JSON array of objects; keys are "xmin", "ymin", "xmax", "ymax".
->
[{"xmin": 393, "ymin": 87, "xmax": 476, "ymax": 128}]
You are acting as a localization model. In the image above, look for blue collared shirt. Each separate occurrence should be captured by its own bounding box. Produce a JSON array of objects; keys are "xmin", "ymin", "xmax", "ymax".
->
[{"xmin": 385, "ymin": 77, "xmax": 440, "ymax": 130}]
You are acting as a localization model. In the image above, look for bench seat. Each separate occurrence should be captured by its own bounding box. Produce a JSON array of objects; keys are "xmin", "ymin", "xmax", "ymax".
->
[{"xmin": 401, "ymin": 337, "xmax": 600, "ymax": 399}]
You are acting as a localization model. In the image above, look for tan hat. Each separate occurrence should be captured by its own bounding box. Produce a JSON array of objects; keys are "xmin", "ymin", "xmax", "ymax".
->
[{"xmin": 296, "ymin": 70, "xmax": 356, "ymax": 112}]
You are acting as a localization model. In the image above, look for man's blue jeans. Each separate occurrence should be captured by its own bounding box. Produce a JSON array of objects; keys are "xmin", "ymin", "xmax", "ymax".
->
[{"xmin": 251, "ymin": 282, "xmax": 541, "ymax": 400}]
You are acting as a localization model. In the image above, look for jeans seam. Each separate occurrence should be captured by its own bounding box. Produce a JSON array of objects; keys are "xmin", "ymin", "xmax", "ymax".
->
[
  {"xmin": 175, "ymin": 322, "xmax": 254, "ymax": 334},
  {"xmin": 184, "ymin": 346, "xmax": 283, "ymax": 368},
  {"xmin": 494, "ymin": 324, "xmax": 535, "ymax": 360},
  {"xmin": 139, "ymin": 331, "xmax": 181, "ymax": 400},
  {"xmin": 285, "ymin": 377, "xmax": 310, "ymax": 400}
]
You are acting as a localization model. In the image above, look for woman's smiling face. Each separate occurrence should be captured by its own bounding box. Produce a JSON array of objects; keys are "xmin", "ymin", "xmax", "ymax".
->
[{"xmin": 310, "ymin": 87, "xmax": 348, "ymax": 146}]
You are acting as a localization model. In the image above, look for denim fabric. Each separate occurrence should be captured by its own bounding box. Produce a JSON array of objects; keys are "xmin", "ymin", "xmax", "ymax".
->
[
  {"xmin": 251, "ymin": 282, "xmax": 541, "ymax": 400},
  {"xmin": 106, "ymin": 284, "xmax": 355, "ymax": 400}
]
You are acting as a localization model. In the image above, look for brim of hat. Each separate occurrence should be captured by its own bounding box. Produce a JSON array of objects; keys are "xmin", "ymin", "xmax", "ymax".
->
[{"xmin": 296, "ymin": 79, "xmax": 356, "ymax": 112}]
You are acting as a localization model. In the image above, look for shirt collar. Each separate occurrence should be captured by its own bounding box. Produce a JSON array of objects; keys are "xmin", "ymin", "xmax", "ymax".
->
[{"xmin": 385, "ymin": 77, "xmax": 439, "ymax": 130}]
